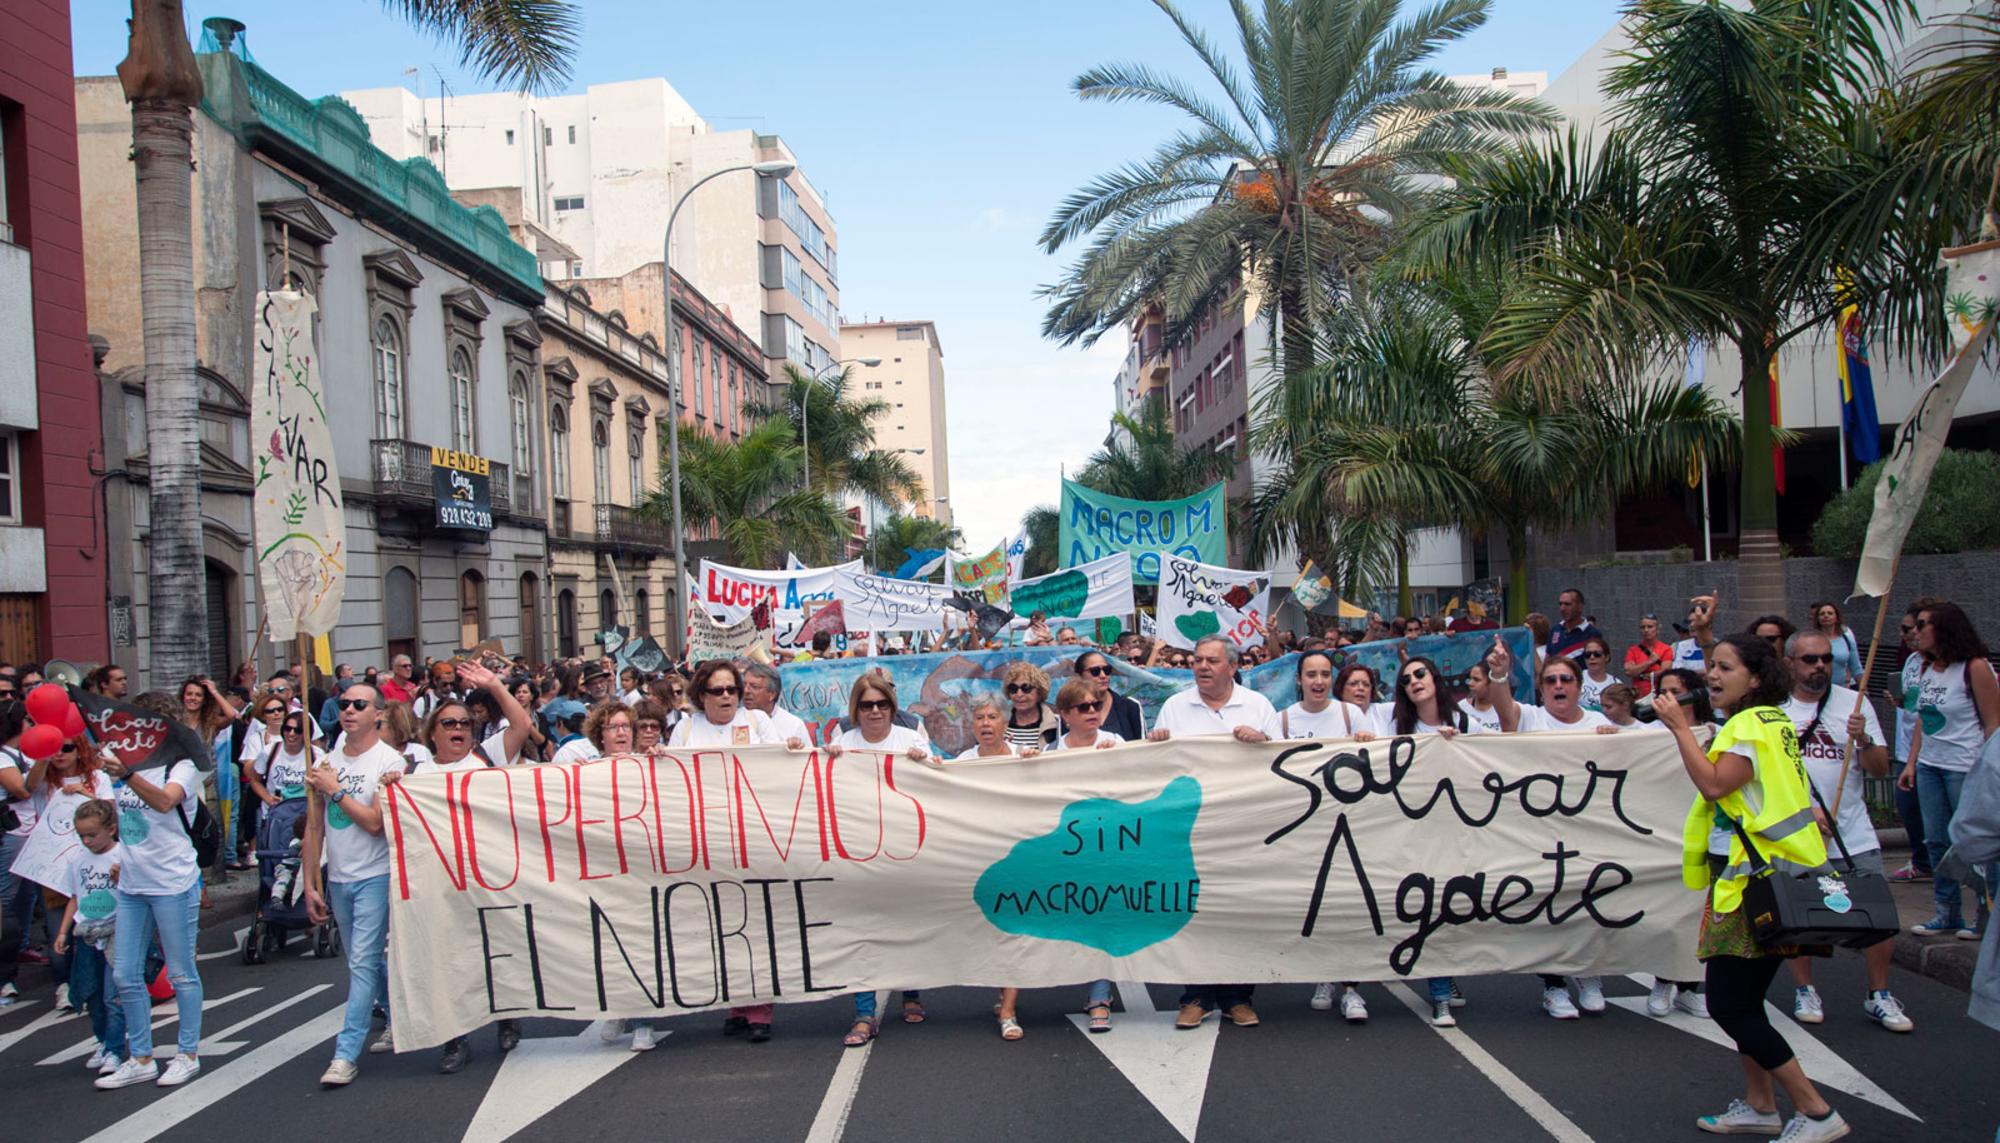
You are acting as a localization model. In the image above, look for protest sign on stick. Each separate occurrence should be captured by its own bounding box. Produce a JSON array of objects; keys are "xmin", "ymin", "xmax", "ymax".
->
[
  {"xmin": 1155, "ymin": 555, "xmax": 1270, "ymax": 649},
  {"xmin": 250, "ymin": 290, "xmax": 346, "ymax": 641}
]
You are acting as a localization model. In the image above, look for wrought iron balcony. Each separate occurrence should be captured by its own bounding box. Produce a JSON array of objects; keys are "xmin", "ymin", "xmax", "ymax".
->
[
  {"xmin": 370, "ymin": 438, "xmax": 511, "ymax": 521},
  {"xmin": 595, "ymin": 503, "xmax": 672, "ymax": 552}
]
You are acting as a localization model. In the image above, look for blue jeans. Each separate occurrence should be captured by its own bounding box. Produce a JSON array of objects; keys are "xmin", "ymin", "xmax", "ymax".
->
[
  {"xmin": 1895, "ymin": 782, "xmax": 1931, "ymax": 874},
  {"xmin": 1918, "ymin": 765, "xmax": 1969, "ymax": 923},
  {"xmin": 1086, "ymin": 979, "xmax": 1112, "ymax": 1008},
  {"xmin": 113, "ymin": 883, "xmax": 203, "ymax": 1059},
  {"xmin": 71, "ymin": 938, "xmax": 126, "ymax": 1058},
  {"xmin": 1428, "ymin": 977, "xmax": 1456, "ymax": 1004},
  {"xmin": 851, "ymin": 990, "xmax": 920, "ymax": 1021},
  {"xmin": 328, "ymin": 875, "xmax": 390, "ymax": 1062}
]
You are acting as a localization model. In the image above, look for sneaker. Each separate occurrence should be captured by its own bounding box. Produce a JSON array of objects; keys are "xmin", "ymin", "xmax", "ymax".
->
[
  {"xmin": 1, "ymin": 981, "xmax": 17, "ymax": 1000},
  {"xmin": 1909, "ymin": 916, "xmax": 1963, "ymax": 936},
  {"xmin": 1572, "ymin": 976, "xmax": 1605, "ymax": 1014},
  {"xmin": 1647, "ymin": 980, "xmax": 1677, "ymax": 1017},
  {"xmin": 1174, "ymin": 1003, "xmax": 1210, "ymax": 1030},
  {"xmin": 1774, "ymin": 1109, "xmax": 1850, "ymax": 1142},
  {"xmin": 1696, "ymin": 1098, "xmax": 1783, "ymax": 1135},
  {"xmin": 95, "ymin": 1057, "xmax": 159, "ymax": 1090},
  {"xmin": 1447, "ymin": 980, "xmax": 1467, "ymax": 1008},
  {"xmin": 1338, "ymin": 989, "xmax": 1367, "ymax": 1023},
  {"xmin": 1675, "ymin": 990, "xmax": 1710, "ymax": 1019},
  {"xmin": 1310, "ymin": 982, "xmax": 1336, "ymax": 1011},
  {"xmin": 56, "ymin": 984, "xmax": 74, "ymax": 1013},
  {"xmin": 319, "ymin": 1058, "xmax": 358, "ymax": 1087},
  {"xmin": 1793, "ymin": 986, "xmax": 1824, "ymax": 1024},
  {"xmin": 155, "ymin": 1054, "xmax": 200, "ymax": 1087},
  {"xmin": 1957, "ymin": 924, "xmax": 1983, "ymax": 941},
  {"xmin": 630, "ymin": 1023, "xmax": 658, "ymax": 1052},
  {"xmin": 1864, "ymin": 991, "xmax": 1913, "ymax": 1033},
  {"xmin": 600, "ymin": 1019, "xmax": 625, "ymax": 1044},
  {"xmin": 98, "ymin": 1054, "xmax": 124, "ymax": 1076},
  {"xmin": 1543, "ymin": 986, "xmax": 1579, "ymax": 1020},
  {"xmin": 368, "ymin": 1027, "xmax": 395, "ymax": 1054},
  {"xmin": 438, "ymin": 1038, "xmax": 471, "ymax": 1073},
  {"xmin": 1886, "ymin": 863, "xmax": 1930, "ymax": 883},
  {"xmin": 85, "ymin": 1048, "xmax": 107, "ymax": 1071},
  {"xmin": 1225, "ymin": 1002, "xmax": 1260, "ymax": 1027},
  {"xmin": 1429, "ymin": 1001, "xmax": 1457, "ymax": 1028}
]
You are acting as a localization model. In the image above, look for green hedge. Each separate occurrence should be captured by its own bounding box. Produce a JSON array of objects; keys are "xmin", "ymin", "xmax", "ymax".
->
[{"xmin": 1812, "ymin": 448, "xmax": 2000, "ymax": 557}]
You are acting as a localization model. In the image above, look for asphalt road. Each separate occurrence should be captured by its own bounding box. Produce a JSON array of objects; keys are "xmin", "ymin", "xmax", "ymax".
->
[{"xmin": 0, "ymin": 923, "xmax": 1991, "ymax": 1142}]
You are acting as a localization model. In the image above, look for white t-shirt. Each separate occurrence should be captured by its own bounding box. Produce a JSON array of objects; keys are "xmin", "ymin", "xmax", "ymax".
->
[
  {"xmin": 407, "ymin": 731, "xmax": 516, "ymax": 774},
  {"xmin": 1458, "ymin": 699, "xmax": 1503, "ymax": 734},
  {"xmin": 319, "ymin": 740, "xmax": 403, "ymax": 884},
  {"xmin": 70, "ymin": 844, "xmax": 124, "ymax": 935},
  {"xmin": 668, "ymin": 708, "xmax": 780, "ymax": 748},
  {"xmin": 1912, "ymin": 661, "xmax": 1985, "ymax": 772},
  {"xmin": 111, "ymin": 759, "xmax": 202, "ymax": 895},
  {"xmin": 1514, "ymin": 705, "xmax": 1616, "ymax": 733},
  {"xmin": 1895, "ymin": 652, "xmax": 1922, "ymax": 759},
  {"xmin": 831, "ymin": 724, "xmax": 933, "ymax": 758},
  {"xmin": 1671, "ymin": 638, "xmax": 1708, "ymax": 672},
  {"xmin": 1154, "ymin": 685, "xmax": 1283, "ymax": 740},
  {"xmin": 1782, "ymin": 688, "xmax": 1884, "ymax": 855},
  {"xmin": 761, "ymin": 705, "xmax": 811, "ymax": 746},
  {"xmin": 1050, "ymin": 729, "xmax": 1125, "ymax": 751},
  {"xmin": 0, "ymin": 745, "xmax": 39, "ymax": 837},
  {"xmin": 1579, "ymin": 673, "xmax": 1615, "ymax": 712},
  {"xmin": 550, "ymin": 737, "xmax": 599, "ymax": 766},
  {"xmin": 254, "ymin": 743, "xmax": 314, "ymax": 800},
  {"xmin": 29, "ymin": 770, "xmax": 116, "ymax": 840},
  {"xmin": 953, "ymin": 742, "xmax": 1021, "ymax": 760},
  {"xmin": 1280, "ymin": 701, "xmax": 1374, "ymax": 739}
]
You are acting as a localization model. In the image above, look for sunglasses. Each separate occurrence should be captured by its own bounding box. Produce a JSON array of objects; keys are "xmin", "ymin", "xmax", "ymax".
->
[
  {"xmin": 1400, "ymin": 667, "xmax": 1431, "ymax": 684},
  {"xmin": 1582, "ymin": 650, "xmax": 1607, "ymax": 660},
  {"xmin": 1911, "ymin": 618, "xmax": 1931, "ymax": 630},
  {"xmin": 1081, "ymin": 665, "xmax": 1112, "ymax": 677},
  {"xmin": 281, "ymin": 722, "xmax": 306, "ymax": 735},
  {"xmin": 336, "ymin": 698, "xmax": 375, "ymax": 711},
  {"xmin": 436, "ymin": 717, "xmax": 475, "ymax": 729},
  {"xmin": 637, "ymin": 720, "xmax": 663, "ymax": 732},
  {"xmin": 1067, "ymin": 700, "xmax": 1104, "ymax": 714},
  {"xmin": 857, "ymin": 698, "xmax": 893, "ymax": 712},
  {"xmin": 261, "ymin": 707, "xmax": 284, "ymax": 717},
  {"xmin": 1794, "ymin": 653, "xmax": 1834, "ymax": 666},
  {"xmin": 703, "ymin": 685, "xmax": 740, "ymax": 697},
  {"xmin": 1540, "ymin": 675, "xmax": 1573, "ymax": 686},
  {"xmin": 1899, "ymin": 624, "xmax": 1916, "ymax": 634},
  {"xmin": 1004, "ymin": 683, "xmax": 1039, "ymax": 695}
]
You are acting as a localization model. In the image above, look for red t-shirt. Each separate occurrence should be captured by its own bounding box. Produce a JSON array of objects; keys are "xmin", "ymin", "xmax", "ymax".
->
[
  {"xmin": 380, "ymin": 678, "xmax": 414, "ymax": 704},
  {"xmin": 1623, "ymin": 640, "xmax": 1671, "ymax": 696}
]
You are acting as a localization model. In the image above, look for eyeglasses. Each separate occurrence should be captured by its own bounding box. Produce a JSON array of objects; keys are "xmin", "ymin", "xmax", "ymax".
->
[
  {"xmin": 1004, "ymin": 683, "xmax": 1039, "ymax": 695},
  {"xmin": 1540, "ymin": 675, "xmax": 1572, "ymax": 686},
  {"xmin": 1794, "ymin": 653, "xmax": 1834, "ymax": 666},
  {"xmin": 637, "ymin": 721, "xmax": 663, "ymax": 732},
  {"xmin": 1582, "ymin": 650, "xmax": 1607, "ymax": 660},
  {"xmin": 857, "ymin": 698, "xmax": 893, "ymax": 712},
  {"xmin": 1081, "ymin": 665, "xmax": 1112, "ymax": 677},
  {"xmin": 1400, "ymin": 667, "xmax": 1431, "ymax": 684},
  {"xmin": 261, "ymin": 707, "xmax": 284, "ymax": 717},
  {"xmin": 703, "ymin": 685, "xmax": 741, "ymax": 697},
  {"xmin": 436, "ymin": 717, "xmax": 475, "ymax": 729},
  {"xmin": 605, "ymin": 720, "xmax": 634, "ymax": 734},
  {"xmin": 336, "ymin": 698, "xmax": 376, "ymax": 711},
  {"xmin": 1067, "ymin": 700, "xmax": 1105, "ymax": 714},
  {"xmin": 1911, "ymin": 618, "xmax": 1931, "ymax": 631}
]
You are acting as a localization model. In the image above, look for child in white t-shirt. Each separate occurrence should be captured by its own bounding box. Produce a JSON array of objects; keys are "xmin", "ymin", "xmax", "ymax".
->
[{"xmin": 54, "ymin": 798, "xmax": 129, "ymax": 1074}]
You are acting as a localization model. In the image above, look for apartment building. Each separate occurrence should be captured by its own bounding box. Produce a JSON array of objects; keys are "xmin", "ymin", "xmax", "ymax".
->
[{"xmin": 840, "ymin": 321, "xmax": 952, "ymax": 524}]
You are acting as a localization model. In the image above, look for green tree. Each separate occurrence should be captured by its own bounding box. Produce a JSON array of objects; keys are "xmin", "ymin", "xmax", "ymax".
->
[
  {"xmin": 120, "ymin": 0, "xmax": 577, "ymax": 684},
  {"xmin": 748, "ymin": 366, "xmax": 925, "ymax": 509},
  {"xmin": 862, "ymin": 514, "xmax": 965, "ymax": 577},
  {"xmin": 1811, "ymin": 449, "xmax": 2000, "ymax": 557},
  {"xmin": 1020, "ymin": 504, "xmax": 1060, "ymax": 579},
  {"xmin": 1404, "ymin": 0, "xmax": 1984, "ymax": 619},
  {"xmin": 1038, "ymin": 0, "xmax": 1551, "ymax": 370},
  {"xmin": 1075, "ymin": 400, "xmax": 1239, "ymax": 502},
  {"xmin": 640, "ymin": 419, "xmax": 851, "ymax": 569}
]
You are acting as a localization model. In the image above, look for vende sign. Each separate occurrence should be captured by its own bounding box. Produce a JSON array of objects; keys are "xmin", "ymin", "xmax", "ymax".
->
[
  {"xmin": 699, "ymin": 559, "xmax": 859, "ymax": 624},
  {"xmin": 383, "ymin": 733, "xmax": 1704, "ymax": 1049}
]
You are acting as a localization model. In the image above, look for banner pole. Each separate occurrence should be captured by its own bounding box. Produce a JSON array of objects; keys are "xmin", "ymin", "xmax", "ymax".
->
[{"xmin": 1830, "ymin": 555, "xmax": 1899, "ymax": 822}]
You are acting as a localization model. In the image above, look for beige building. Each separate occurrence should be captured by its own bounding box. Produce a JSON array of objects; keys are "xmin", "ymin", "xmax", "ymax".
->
[{"xmin": 840, "ymin": 321, "xmax": 951, "ymax": 524}]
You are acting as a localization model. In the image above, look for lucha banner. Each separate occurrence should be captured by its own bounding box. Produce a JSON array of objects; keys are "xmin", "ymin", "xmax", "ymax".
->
[
  {"xmin": 382, "ymin": 731, "xmax": 1704, "ymax": 1049},
  {"xmin": 251, "ymin": 291, "xmax": 346, "ymax": 640},
  {"xmin": 700, "ymin": 559, "xmax": 860, "ymax": 625}
]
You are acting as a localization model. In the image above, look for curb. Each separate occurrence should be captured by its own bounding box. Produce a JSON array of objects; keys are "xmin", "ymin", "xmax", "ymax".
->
[
  {"xmin": 199, "ymin": 875, "xmax": 261, "ymax": 932},
  {"xmin": 1891, "ymin": 934, "xmax": 1980, "ymax": 992}
]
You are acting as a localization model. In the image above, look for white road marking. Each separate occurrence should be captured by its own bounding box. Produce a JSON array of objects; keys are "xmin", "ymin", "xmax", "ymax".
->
[
  {"xmin": 199, "ymin": 984, "xmax": 333, "ymax": 1057},
  {"xmin": 0, "ymin": 1003, "xmax": 84, "ymax": 1058},
  {"xmin": 1067, "ymin": 982, "xmax": 1219, "ymax": 1142},
  {"xmin": 38, "ymin": 987, "xmax": 260, "ymax": 1066},
  {"xmin": 196, "ymin": 927, "xmax": 252, "ymax": 962},
  {"xmin": 1385, "ymin": 982, "xmax": 1594, "ymax": 1143},
  {"xmin": 804, "ymin": 991, "xmax": 887, "ymax": 1143},
  {"xmin": 77, "ymin": 1006, "xmax": 345, "ymax": 1143},
  {"xmin": 458, "ymin": 1021, "xmax": 655, "ymax": 1143},
  {"xmin": 1616, "ymin": 974, "xmax": 1920, "ymax": 1121}
]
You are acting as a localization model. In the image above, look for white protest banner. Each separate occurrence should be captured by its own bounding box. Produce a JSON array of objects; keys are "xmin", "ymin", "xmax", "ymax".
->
[
  {"xmin": 699, "ymin": 559, "xmax": 860, "ymax": 625},
  {"xmin": 383, "ymin": 731, "xmax": 1703, "ymax": 1049},
  {"xmin": 770, "ymin": 604, "xmax": 853, "ymax": 656},
  {"xmin": 833, "ymin": 565, "xmax": 953, "ymax": 632},
  {"xmin": 1854, "ymin": 240, "xmax": 1999, "ymax": 597},
  {"xmin": 1008, "ymin": 552, "xmax": 1133, "ymax": 623},
  {"xmin": 8, "ymin": 820, "xmax": 81, "ymax": 896},
  {"xmin": 1156, "ymin": 555, "xmax": 1270, "ymax": 650},
  {"xmin": 686, "ymin": 605, "xmax": 766, "ymax": 663},
  {"xmin": 251, "ymin": 290, "xmax": 346, "ymax": 640}
]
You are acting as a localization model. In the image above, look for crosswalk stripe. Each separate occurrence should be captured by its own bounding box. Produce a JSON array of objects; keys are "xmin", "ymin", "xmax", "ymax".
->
[
  {"xmin": 804, "ymin": 991, "xmax": 887, "ymax": 1143},
  {"xmin": 38, "ymin": 988, "xmax": 260, "ymax": 1066},
  {"xmin": 1384, "ymin": 983, "xmax": 1594, "ymax": 1143},
  {"xmin": 199, "ymin": 984, "xmax": 334, "ymax": 1057},
  {"xmin": 0, "ymin": 1003, "xmax": 83, "ymax": 1058},
  {"xmin": 77, "ymin": 1006, "xmax": 346, "ymax": 1143}
]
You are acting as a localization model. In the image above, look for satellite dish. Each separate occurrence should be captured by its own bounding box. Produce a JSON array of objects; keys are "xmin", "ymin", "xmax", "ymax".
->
[{"xmin": 42, "ymin": 659, "xmax": 93, "ymax": 687}]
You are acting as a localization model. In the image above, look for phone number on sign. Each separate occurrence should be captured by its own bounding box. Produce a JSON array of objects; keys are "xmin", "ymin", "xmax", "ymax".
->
[{"xmin": 439, "ymin": 505, "xmax": 493, "ymax": 529}]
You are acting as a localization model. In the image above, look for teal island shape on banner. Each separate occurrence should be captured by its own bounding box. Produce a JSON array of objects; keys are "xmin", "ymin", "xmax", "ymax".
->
[{"xmin": 974, "ymin": 775, "xmax": 1203, "ymax": 955}]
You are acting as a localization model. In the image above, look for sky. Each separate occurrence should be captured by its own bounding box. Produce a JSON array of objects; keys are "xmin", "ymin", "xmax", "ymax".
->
[{"xmin": 69, "ymin": 0, "xmax": 1623, "ymax": 553}]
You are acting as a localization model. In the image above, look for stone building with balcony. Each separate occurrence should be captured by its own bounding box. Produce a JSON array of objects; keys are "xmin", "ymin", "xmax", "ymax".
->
[{"xmin": 77, "ymin": 22, "xmax": 550, "ymax": 685}]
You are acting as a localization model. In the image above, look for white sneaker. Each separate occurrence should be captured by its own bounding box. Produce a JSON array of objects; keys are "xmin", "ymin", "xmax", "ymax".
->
[
  {"xmin": 1447, "ymin": 980, "xmax": 1467, "ymax": 1008},
  {"xmin": 1, "ymin": 981, "xmax": 17, "ymax": 1000},
  {"xmin": 1864, "ymin": 991, "xmax": 1913, "ymax": 1033},
  {"xmin": 368, "ymin": 1027, "xmax": 395, "ymax": 1054},
  {"xmin": 1309, "ymin": 982, "xmax": 1336, "ymax": 1011},
  {"xmin": 1429, "ymin": 1001, "xmax": 1457, "ymax": 1027},
  {"xmin": 1774, "ymin": 1110, "xmax": 1850, "ymax": 1142},
  {"xmin": 1542, "ymin": 986, "xmax": 1579, "ymax": 1020},
  {"xmin": 630, "ymin": 1023, "xmax": 657, "ymax": 1052},
  {"xmin": 155, "ymin": 1054, "xmax": 200, "ymax": 1087},
  {"xmin": 319, "ymin": 1058, "xmax": 358, "ymax": 1087},
  {"xmin": 600, "ymin": 1019, "xmax": 624, "ymax": 1044},
  {"xmin": 1338, "ymin": 988, "xmax": 1368, "ymax": 1023},
  {"xmin": 56, "ymin": 984, "xmax": 74, "ymax": 1013},
  {"xmin": 85, "ymin": 1048, "xmax": 107, "ymax": 1071},
  {"xmin": 95, "ymin": 1057, "xmax": 159, "ymax": 1090},
  {"xmin": 1696, "ymin": 1098, "xmax": 1782, "ymax": 1135},
  {"xmin": 1793, "ymin": 986, "xmax": 1824, "ymax": 1024},
  {"xmin": 1647, "ymin": 979, "xmax": 1677, "ymax": 1017},
  {"xmin": 99, "ymin": 1053, "xmax": 124, "ymax": 1075},
  {"xmin": 1571, "ymin": 975, "xmax": 1604, "ymax": 1013},
  {"xmin": 1675, "ymin": 990, "xmax": 1710, "ymax": 1019}
]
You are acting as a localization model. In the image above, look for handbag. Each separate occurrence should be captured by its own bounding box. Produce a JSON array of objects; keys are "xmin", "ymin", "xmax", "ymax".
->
[{"xmin": 1729, "ymin": 701, "xmax": 1897, "ymax": 948}]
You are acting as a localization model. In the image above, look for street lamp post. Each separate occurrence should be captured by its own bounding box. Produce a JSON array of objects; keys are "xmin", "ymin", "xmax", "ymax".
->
[
  {"xmin": 802, "ymin": 356, "xmax": 880, "ymax": 491},
  {"xmin": 663, "ymin": 157, "xmax": 795, "ymax": 656}
]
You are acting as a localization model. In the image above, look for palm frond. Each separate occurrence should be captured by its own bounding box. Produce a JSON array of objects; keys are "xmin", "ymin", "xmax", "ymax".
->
[{"xmin": 384, "ymin": 0, "xmax": 580, "ymax": 93}]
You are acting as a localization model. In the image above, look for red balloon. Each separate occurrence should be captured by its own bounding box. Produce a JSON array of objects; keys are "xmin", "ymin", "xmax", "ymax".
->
[
  {"xmin": 58, "ymin": 704, "xmax": 87, "ymax": 739},
  {"xmin": 24, "ymin": 682, "xmax": 69, "ymax": 726},
  {"xmin": 19, "ymin": 724, "xmax": 65, "ymax": 762}
]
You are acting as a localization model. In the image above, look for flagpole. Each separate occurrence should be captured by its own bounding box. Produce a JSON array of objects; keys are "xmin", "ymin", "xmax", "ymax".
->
[
  {"xmin": 1829, "ymin": 555, "xmax": 1899, "ymax": 822},
  {"xmin": 1699, "ymin": 458, "xmax": 1713, "ymax": 564},
  {"xmin": 1837, "ymin": 414, "xmax": 1850, "ymax": 490}
]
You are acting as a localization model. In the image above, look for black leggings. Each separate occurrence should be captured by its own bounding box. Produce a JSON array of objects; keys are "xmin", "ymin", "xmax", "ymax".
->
[{"xmin": 1704, "ymin": 956, "xmax": 1794, "ymax": 1071}]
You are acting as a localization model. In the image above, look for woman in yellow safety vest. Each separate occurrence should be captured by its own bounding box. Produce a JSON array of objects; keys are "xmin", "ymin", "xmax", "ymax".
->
[{"xmin": 1654, "ymin": 634, "xmax": 1849, "ymax": 1143}]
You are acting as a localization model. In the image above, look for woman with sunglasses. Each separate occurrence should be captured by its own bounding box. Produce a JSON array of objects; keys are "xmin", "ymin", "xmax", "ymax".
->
[
  {"xmin": 998, "ymin": 662, "xmax": 1060, "ymax": 752},
  {"xmin": 827, "ymin": 674, "xmax": 932, "ymax": 1043},
  {"xmin": 1899, "ymin": 600, "xmax": 2000, "ymax": 940},
  {"xmin": 667, "ymin": 660, "xmax": 799, "ymax": 751},
  {"xmin": 1577, "ymin": 636, "xmax": 1618, "ymax": 713},
  {"xmin": 410, "ymin": 662, "xmax": 537, "ymax": 774},
  {"xmin": 1282, "ymin": 651, "xmax": 1373, "ymax": 740},
  {"xmin": 1050, "ymin": 678, "xmax": 1123, "ymax": 752},
  {"xmin": 1074, "ymin": 650, "xmax": 1145, "ymax": 741},
  {"xmin": 246, "ymin": 710, "xmax": 317, "ymax": 807}
]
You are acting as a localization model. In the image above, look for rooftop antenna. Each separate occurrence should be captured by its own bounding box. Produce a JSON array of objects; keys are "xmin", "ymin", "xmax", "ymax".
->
[
  {"xmin": 433, "ymin": 66, "xmax": 453, "ymax": 180},
  {"xmin": 403, "ymin": 66, "xmax": 427, "ymax": 162}
]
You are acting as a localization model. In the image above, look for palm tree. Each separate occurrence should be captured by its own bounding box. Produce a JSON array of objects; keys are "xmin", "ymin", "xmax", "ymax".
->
[
  {"xmin": 1020, "ymin": 504, "xmax": 1060, "ymax": 579},
  {"xmin": 862, "ymin": 514, "xmax": 964, "ymax": 577},
  {"xmin": 1075, "ymin": 400, "xmax": 1239, "ymax": 502},
  {"xmin": 1038, "ymin": 0, "xmax": 1552, "ymax": 370},
  {"xmin": 1403, "ymin": 0, "xmax": 1982, "ymax": 618},
  {"xmin": 119, "ymin": 0, "xmax": 578, "ymax": 684},
  {"xmin": 747, "ymin": 366, "xmax": 925, "ymax": 509},
  {"xmin": 639, "ymin": 418, "xmax": 851, "ymax": 569}
]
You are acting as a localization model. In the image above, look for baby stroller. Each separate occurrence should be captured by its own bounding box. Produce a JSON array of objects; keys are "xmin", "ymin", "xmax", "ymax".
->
[{"xmin": 240, "ymin": 797, "xmax": 341, "ymax": 964}]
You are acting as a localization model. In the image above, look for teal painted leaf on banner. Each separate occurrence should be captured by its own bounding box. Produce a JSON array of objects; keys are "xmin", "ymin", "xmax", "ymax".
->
[{"xmin": 1174, "ymin": 610, "xmax": 1221, "ymax": 643}]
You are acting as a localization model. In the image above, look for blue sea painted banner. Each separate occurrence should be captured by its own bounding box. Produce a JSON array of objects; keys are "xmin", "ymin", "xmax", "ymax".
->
[
  {"xmin": 384, "ymin": 729, "xmax": 1701, "ymax": 1049},
  {"xmin": 1058, "ymin": 478, "xmax": 1227, "ymax": 584}
]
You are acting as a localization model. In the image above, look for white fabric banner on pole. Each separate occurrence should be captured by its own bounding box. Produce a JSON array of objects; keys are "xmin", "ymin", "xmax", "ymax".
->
[
  {"xmin": 384, "ymin": 731, "xmax": 1705, "ymax": 1049},
  {"xmin": 833, "ymin": 566, "xmax": 954, "ymax": 632},
  {"xmin": 1155, "ymin": 555, "xmax": 1271, "ymax": 650},
  {"xmin": 699, "ymin": 559, "xmax": 860, "ymax": 625},
  {"xmin": 250, "ymin": 290, "xmax": 346, "ymax": 640},
  {"xmin": 1008, "ymin": 552, "xmax": 1134, "ymax": 623}
]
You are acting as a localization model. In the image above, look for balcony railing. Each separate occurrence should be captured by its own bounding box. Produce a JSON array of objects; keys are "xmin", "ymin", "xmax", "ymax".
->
[
  {"xmin": 370, "ymin": 438, "xmax": 511, "ymax": 520},
  {"xmin": 595, "ymin": 503, "xmax": 672, "ymax": 552}
]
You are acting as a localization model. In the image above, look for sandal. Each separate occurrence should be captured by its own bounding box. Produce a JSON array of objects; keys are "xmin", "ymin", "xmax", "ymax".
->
[
  {"xmin": 1087, "ymin": 1004, "xmax": 1112, "ymax": 1034},
  {"xmin": 998, "ymin": 1016, "xmax": 1025, "ymax": 1041},
  {"xmin": 842, "ymin": 1020, "xmax": 878, "ymax": 1048},
  {"xmin": 901, "ymin": 999, "xmax": 926, "ymax": 1024}
]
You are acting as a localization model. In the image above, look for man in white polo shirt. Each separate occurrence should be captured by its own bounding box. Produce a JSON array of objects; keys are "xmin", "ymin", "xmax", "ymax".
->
[{"xmin": 1148, "ymin": 635, "xmax": 1280, "ymax": 1030}]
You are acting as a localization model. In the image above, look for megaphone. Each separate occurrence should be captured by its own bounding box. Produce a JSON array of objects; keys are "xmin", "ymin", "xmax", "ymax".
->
[{"xmin": 41, "ymin": 659, "xmax": 93, "ymax": 687}]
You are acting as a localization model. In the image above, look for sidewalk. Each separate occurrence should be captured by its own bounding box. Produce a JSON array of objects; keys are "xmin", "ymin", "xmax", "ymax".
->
[{"xmin": 1879, "ymin": 841, "xmax": 1983, "ymax": 992}]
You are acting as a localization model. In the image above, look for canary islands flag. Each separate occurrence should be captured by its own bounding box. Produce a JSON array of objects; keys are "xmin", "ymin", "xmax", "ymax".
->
[{"xmin": 1837, "ymin": 304, "xmax": 1882, "ymax": 465}]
